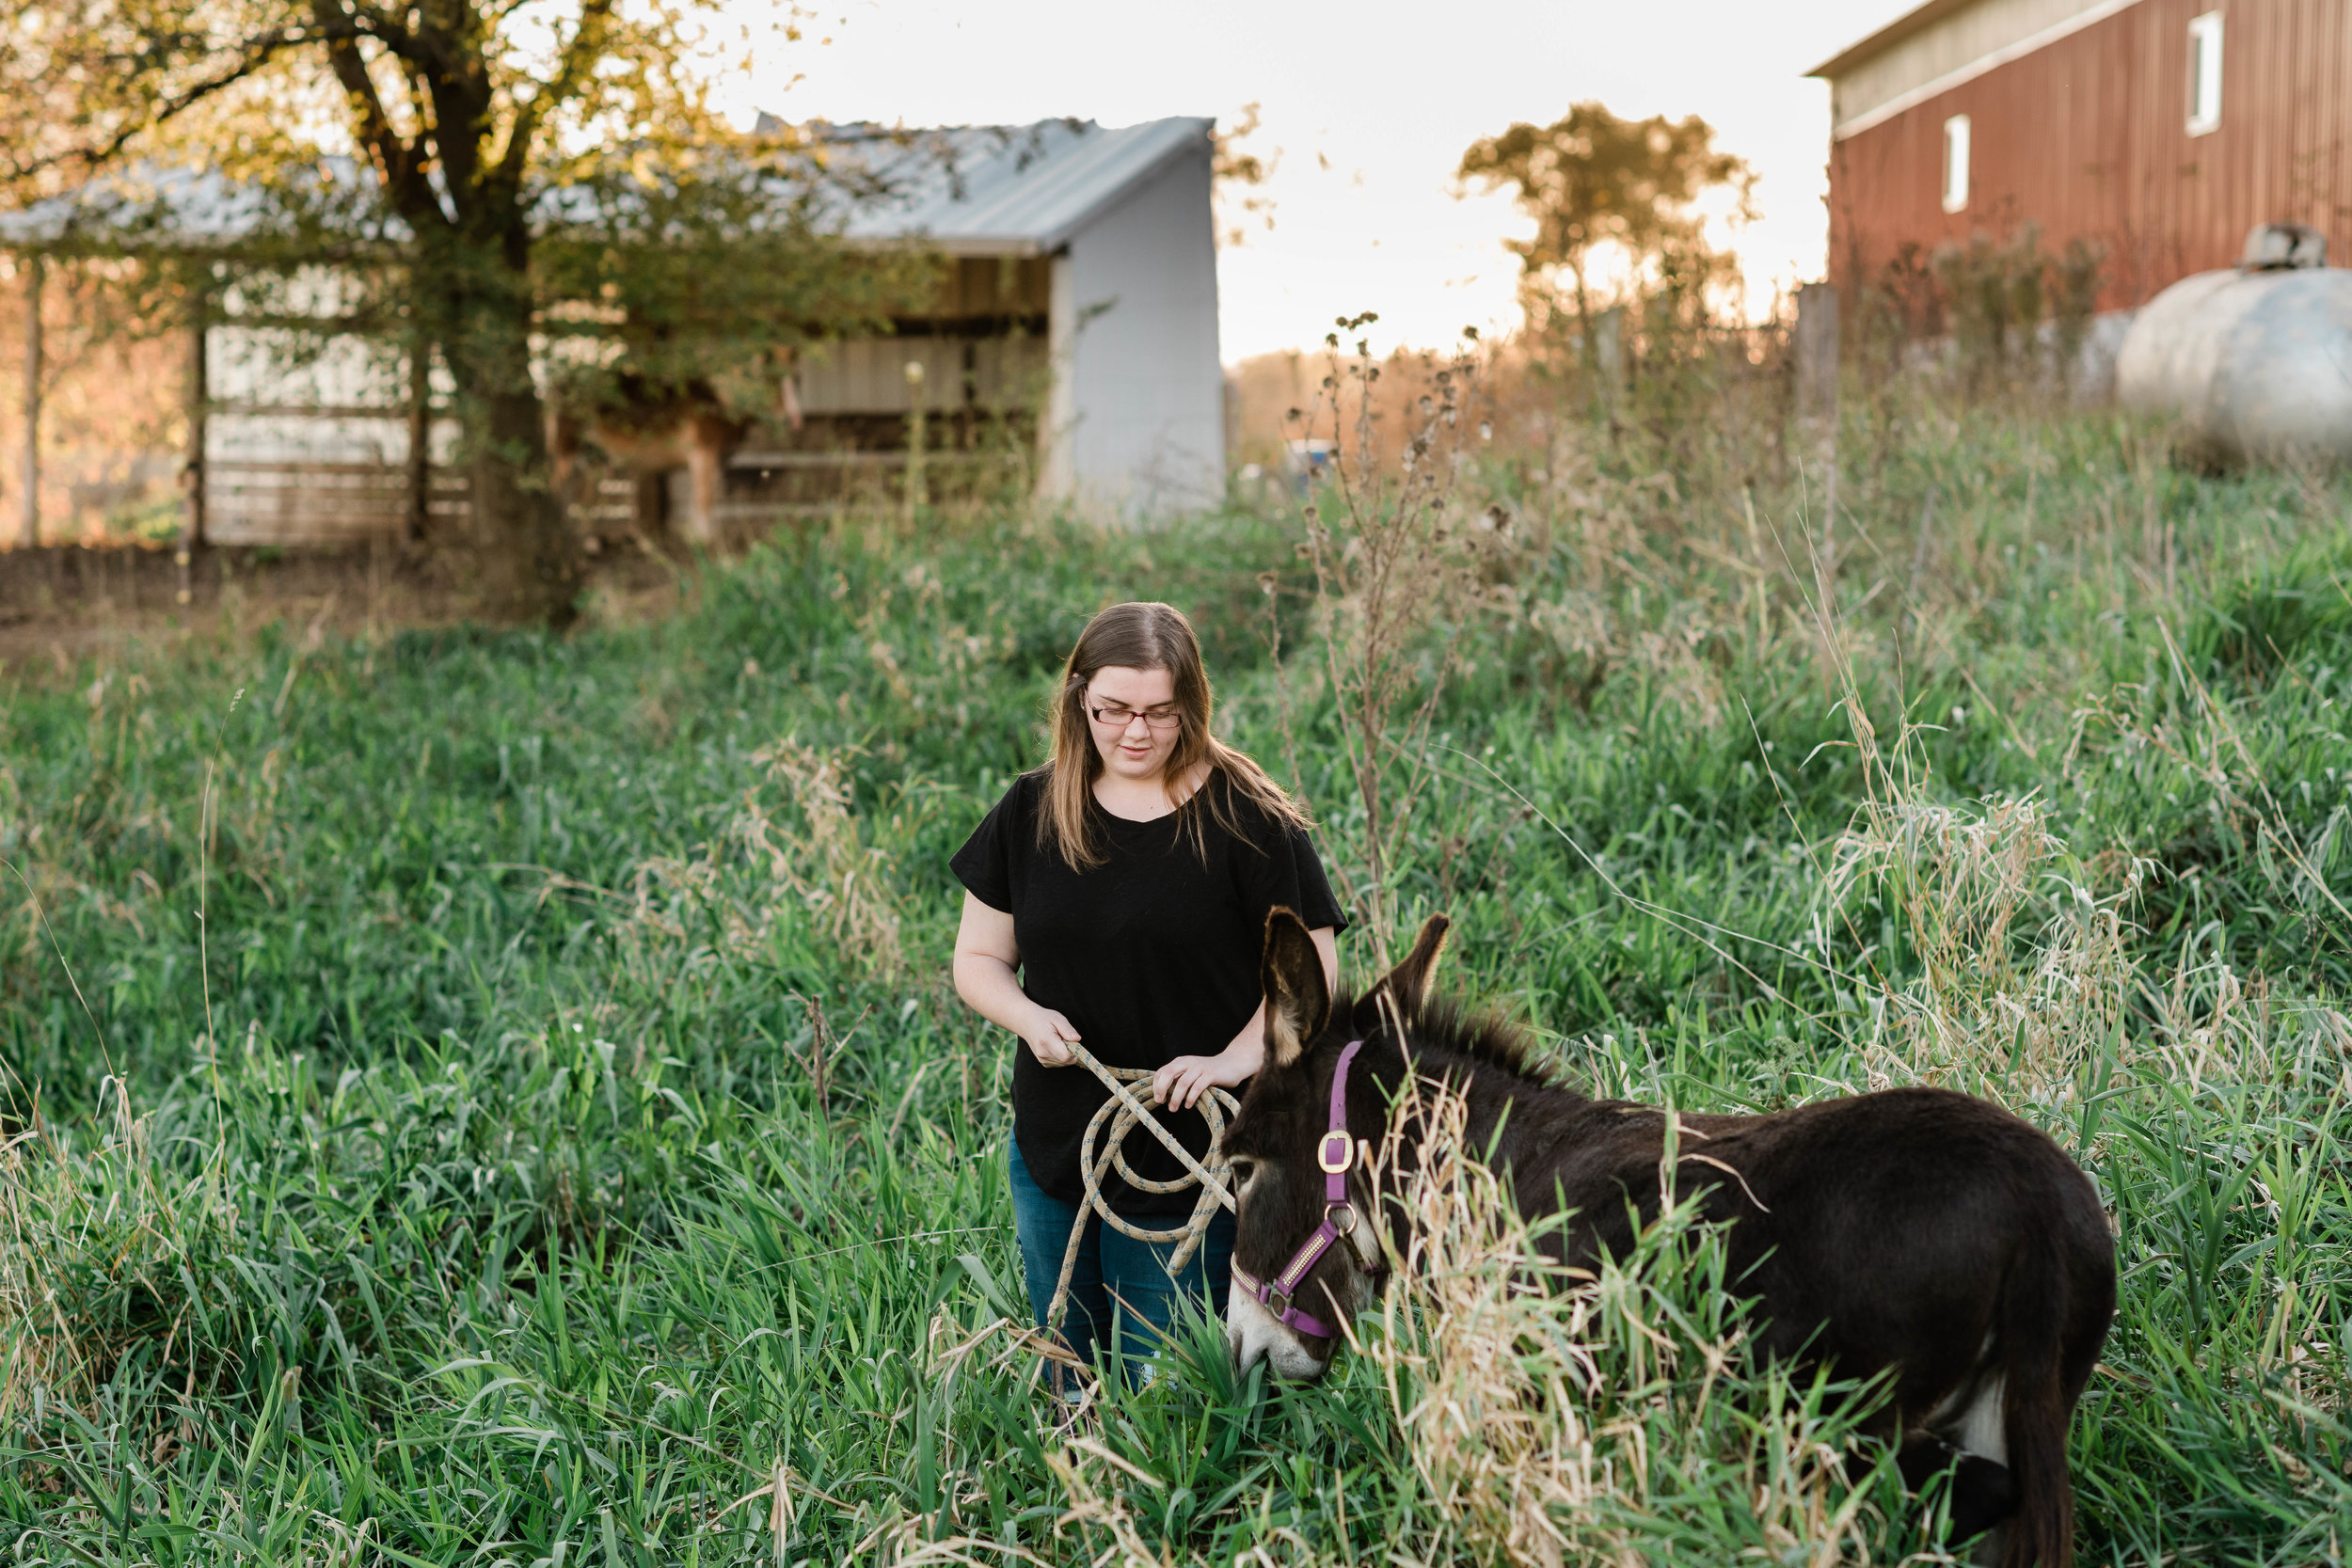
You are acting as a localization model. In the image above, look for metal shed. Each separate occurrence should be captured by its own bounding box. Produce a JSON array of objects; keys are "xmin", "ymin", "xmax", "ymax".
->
[
  {"xmin": 774, "ymin": 116, "xmax": 1228, "ymax": 519},
  {"xmin": 0, "ymin": 115, "xmax": 1226, "ymax": 548}
]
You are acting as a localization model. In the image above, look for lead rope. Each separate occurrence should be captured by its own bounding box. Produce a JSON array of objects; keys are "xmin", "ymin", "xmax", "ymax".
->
[{"xmin": 1041, "ymin": 1041, "xmax": 1241, "ymax": 1338}]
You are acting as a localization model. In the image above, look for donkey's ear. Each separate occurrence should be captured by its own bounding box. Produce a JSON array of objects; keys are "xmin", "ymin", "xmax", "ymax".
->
[
  {"xmin": 1261, "ymin": 907, "xmax": 1329, "ymax": 1069},
  {"xmin": 1369, "ymin": 914, "xmax": 1451, "ymax": 1027}
]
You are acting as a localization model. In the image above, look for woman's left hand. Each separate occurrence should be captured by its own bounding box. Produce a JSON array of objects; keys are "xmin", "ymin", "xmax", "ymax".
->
[{"xmin": 1152, "ymin": 1036, "xmax": 1264, "ymax": 1113}]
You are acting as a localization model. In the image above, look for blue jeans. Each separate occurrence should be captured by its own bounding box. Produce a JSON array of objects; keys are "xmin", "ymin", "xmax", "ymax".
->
[{"xmin": 1009, "ymin": 1136, "xmax": 1233, "ymax": 1386}]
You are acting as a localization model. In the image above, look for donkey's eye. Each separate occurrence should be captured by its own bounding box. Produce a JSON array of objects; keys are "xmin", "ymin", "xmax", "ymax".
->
[{"xmin": 1229, "ymin": 1158, "xmax": 1258, "ymax": 1186}]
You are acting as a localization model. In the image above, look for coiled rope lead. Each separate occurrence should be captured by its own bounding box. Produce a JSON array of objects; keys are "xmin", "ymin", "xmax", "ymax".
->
[{"xmin": 1042, "ymin": 1040, "xmax": 1240, "ymax": 1337}]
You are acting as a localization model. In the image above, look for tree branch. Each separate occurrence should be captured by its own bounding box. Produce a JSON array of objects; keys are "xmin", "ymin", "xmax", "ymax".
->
[
  {"xmin": 308, "ymin": 0, "xmax": 445, "ymax": 232},
  {"xmin": 492, "ymin": 0, "xmax": 613, "ymax": 193},
  {"xmin": 0, "ymin": 24, "xmax": 309, "ymax": 190}
]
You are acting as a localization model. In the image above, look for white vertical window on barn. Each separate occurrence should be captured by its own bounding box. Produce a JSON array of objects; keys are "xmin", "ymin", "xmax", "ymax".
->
[
  {"xmin": 1942, "ymin": 115, "xmax": 1971, "ymax": 214},
  {"xmin": 2186, "ymin": 12, "xmax": 2223, "ymax": 135}
]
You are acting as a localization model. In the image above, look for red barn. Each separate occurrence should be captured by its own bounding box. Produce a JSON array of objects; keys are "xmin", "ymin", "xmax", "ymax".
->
[{"xmin": 1812, "ymin": 0, "xmax": 2352, "ymax": 309}]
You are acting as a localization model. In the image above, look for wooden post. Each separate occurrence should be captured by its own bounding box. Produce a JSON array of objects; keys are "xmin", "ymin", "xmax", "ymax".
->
[
  {"xmin": 177, "ymin": 309, "xmax": 206, "ymax": 604},
  {"xmin": 18, "ymin": 253, "xmax": 41, "ymax": 550},
  {"xmin": 1592, "ymin": 305, "xmax": 1627, "ymax": 444},
  {"xmin": 902, "ymin": 356, "xmax": 926, "ymax": 531},
  {"xmin": 1593, "ymin": 307, "xmax": 1626, "ymax": 391},
  {"xmin": 1795, "ymin": 282, "xmax": 1840, "ymax": 432},
  {"xmin": 1795, "ymin": 281, "xmax": 1841, "ymax": 567},
  {"xmin": 405, "ymin": 336, "xmax": 431, "ymax": 544}
]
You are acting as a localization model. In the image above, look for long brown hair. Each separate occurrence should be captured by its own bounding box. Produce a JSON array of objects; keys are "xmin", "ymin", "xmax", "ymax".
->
[{"xmin": 1038, "ymin": 601, "xmax": 1311, "ymax": 871}]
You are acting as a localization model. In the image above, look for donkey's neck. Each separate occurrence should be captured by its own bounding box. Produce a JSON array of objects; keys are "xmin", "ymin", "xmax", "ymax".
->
[{"xmin": 1400, "ymin": 1039, "xmax": 1593, "ymax": 1166}]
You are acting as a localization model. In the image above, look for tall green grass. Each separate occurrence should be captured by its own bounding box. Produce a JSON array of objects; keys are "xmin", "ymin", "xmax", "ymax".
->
[{"xmin": 4, "ymin": 395, "xmax": 2350, "ymax": 1564}]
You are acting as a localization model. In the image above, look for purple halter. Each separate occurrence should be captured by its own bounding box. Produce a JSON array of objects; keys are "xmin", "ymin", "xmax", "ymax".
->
[{"xmin": 1230, "ymin": 1037, "xmax": 1387, "ymax": 1341}]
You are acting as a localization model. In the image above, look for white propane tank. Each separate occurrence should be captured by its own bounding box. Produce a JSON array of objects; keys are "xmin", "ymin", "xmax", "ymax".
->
[{"xmin": 2116, "ymin": 223, "xmax": 2352, "ymax": 467}]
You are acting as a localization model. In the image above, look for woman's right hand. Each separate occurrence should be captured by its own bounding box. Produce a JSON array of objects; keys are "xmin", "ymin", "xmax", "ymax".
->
[
  {"xmin": 953, "ymin": 895, "xmax": 1079, "ymax": 1069},
  {"xmin": 1023, "ymin": 1007, "xmax": 1082, "ymax": 1068}
]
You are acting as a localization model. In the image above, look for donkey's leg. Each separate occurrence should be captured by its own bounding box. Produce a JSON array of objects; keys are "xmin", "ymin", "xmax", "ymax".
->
[
  {"xmin": 1951, "ymin": 1370, "xmax": 2008, "ymax": 1465},
  {"xmin": 684, "ymin": 441, "xmax": 723, "ymax": 546},
  {"xmin": 1899, "ymin": 1430, "xmax": 2016, "ymax": 1566},
  {"xmin": 1900, "ymin": 1351, "xmax": 2023, "ymax": 1564},
  {"xmin": 1948, "ymin": 1372, "xmax": 2022, "ymax": 1563}
]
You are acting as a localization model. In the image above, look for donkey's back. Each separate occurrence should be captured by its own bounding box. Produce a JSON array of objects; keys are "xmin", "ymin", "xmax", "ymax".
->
[{"xmin": 1522, "ymin": 1085, "xmax": 2115, "ymax": 1568}]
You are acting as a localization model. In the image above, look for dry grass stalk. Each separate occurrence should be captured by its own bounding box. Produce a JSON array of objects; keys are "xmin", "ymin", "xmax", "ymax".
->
[
  {"xmin": 1287, "ymin": 321, "xmax": 1524, "ymax": 960},
  {"xmin": 620, "ymin": 736, "xmax": 903, "ymax": 977},
  {"xmin": 1042, "ymin": 1440, "xmax": 1180, "ymax": 1568},
  {"xmin": 750, "ymin": 737, "xmax": 906, "ymax": 973},
  {"xmin": 0, "ymin": 1079, "xmax": 232, "ymax": 1418},
  {"xmin": 1356, "ymin": 1077, "xmax": 1898, "ymax": 1567},
  {"xmin": 1822, "ymin": 678, "xmax": 2349, "ymax": 1103},
  {"xmin": 2140, "ymin": 962, "xmax": 2351, "ymax": 1098},
  {"xmin": 1829, "ymin": 792, "xmax": 2137, "ymax": 1098}
]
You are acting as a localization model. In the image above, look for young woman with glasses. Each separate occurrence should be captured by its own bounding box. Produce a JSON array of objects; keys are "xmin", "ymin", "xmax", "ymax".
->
[{"xmin": 950, "ymin": 601, "xmax": 1344, "ymax": 1391}]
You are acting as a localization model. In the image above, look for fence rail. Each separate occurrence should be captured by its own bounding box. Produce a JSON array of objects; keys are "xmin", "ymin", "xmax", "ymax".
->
[
  {"xmin": 202, "ymin": 460, "xmax": 468, "ymax": 546},
  {"xmin": 196, "ymin": 446, "xmax": 1025, "ymax": 546}
]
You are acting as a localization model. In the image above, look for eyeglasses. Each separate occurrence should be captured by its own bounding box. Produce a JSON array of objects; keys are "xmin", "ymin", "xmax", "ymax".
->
[{"xmin": 1085, "ymin": 699, "xmax": 1183, "ymax": 732}]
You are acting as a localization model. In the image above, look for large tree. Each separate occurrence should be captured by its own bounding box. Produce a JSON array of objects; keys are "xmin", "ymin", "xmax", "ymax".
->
[
  {"xmin": 1, "ymin": 0, "xmax": 901, "ymax": 622},
  {"xmin": 1458, "ymin": 103, "xmax": 1756, "ymax": 353}
]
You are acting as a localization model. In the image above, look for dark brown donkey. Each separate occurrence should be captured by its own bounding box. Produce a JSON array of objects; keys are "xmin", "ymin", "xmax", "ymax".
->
[{"xmin": 1222, "ymin": 910, "xmax": 2114, "ymax": 1568}]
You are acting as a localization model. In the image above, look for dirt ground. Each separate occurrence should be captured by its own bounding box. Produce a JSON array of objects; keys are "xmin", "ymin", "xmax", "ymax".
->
[{"xmin": 0, "ymin": 538, "xmax": 698, "ymax": 679}]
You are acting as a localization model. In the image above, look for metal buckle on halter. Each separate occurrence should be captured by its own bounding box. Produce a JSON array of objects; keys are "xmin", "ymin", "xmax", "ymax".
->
[
  {"xmin": 1324, "ymin": 1201, "xmax": 1356, "ymax": 1233},
  {"xmin": 1262, "ymin": 1283, "xmax": 1291, "ymax": 1317},
  {"xmin": 1317, "ymin": 1131, "xmax": 1354, "ymax": 1174}
]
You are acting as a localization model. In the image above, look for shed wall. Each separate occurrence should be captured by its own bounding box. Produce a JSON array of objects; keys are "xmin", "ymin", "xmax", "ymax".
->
[
  {"xmin": 1828, "ymin": 0, "xmax": 2352, "ymax": 309},
  {"xmin": 1049, "ymin": 139, "xmax": 1224, "ymax": 518}
]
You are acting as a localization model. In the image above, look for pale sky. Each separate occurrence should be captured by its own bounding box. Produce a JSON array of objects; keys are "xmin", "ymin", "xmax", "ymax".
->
[{"xmin": 713, "ymin": 0, "xmax": 1918, "ymax": 362}]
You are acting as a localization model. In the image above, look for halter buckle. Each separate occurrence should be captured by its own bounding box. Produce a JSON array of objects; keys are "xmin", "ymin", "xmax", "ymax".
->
[
  {"xmin": 1262, "ymin": 1283, "xmax": 1291, "ymax": 1317},
  {"xmin": 1325, "ymin": 1201, "xmax": 1356, "ymax": 1233},
  {"xmin": 1317, "ymin": 1131, "xmax": 1354, "ymax": 1174}
]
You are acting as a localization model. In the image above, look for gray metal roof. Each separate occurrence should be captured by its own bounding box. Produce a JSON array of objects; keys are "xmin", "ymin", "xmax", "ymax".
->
[
  {"xmin": 0, "ymin": 160, "xmax": 403, "ymax": 248},
  {"xmin": 787, "ymin": 117, "xmax": 1214, "ymax": 257},
  {"xmin": 0, "ymin": 116, "xmax": 1211, "ymax": 255}
]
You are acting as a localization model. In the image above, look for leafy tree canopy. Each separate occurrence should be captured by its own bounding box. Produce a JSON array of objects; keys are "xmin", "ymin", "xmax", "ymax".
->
[{"xmin": 1458, "ymin": 102, "xmax": 1756, "ymax": 336}]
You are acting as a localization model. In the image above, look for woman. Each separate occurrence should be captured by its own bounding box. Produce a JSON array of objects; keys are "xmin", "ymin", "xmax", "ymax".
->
[{"xmin": 951, "ymin": 601, "xmax": 1344, "ymax": 1387}]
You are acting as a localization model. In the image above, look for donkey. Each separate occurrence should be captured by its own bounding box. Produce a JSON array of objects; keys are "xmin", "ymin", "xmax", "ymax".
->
[
  {"xmin": 1222, "ymin": 909, "xmax": 2115, "ymax": 1568},
  {"xmin": 550, "ymin": 375, "xmax": 752, "ymax": 546}
]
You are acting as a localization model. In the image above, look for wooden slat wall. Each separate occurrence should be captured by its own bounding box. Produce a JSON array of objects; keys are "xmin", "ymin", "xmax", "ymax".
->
[
  {"xmin": 792, "ymin": 335, "xmax": 1050, "ymax": 415},
  {"xmin": 1828, "ymin": 0, "xmax": 2352, "ymax": 309},
  {"xmin": 923, "ymin": 256, "xmax": 1054, "ymax": 319},
  {"xmin": 203, "ymin": 461, "xmax": 469, "ymax": 546}
]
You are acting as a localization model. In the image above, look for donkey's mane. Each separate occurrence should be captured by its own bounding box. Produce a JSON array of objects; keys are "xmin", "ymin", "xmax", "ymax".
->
[{"xmin": 1333, "ymin": 987, "xmax": 1558, "ymax": 1089}]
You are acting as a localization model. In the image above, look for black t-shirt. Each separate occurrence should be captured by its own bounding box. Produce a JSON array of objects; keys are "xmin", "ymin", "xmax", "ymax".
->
[{"xmin": 951, "ymin": 766, "xmax": 1348, "ymax": 1214}]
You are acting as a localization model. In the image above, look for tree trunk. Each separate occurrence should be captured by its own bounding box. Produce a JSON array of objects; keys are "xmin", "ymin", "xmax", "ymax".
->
[
  {"xmin": 469, "ymin": 382, "xmax": 579, "ymax": 626},
  {"xmin": 19, "ymin": 254, "xmax": 42, "ymax": 549},
  {"xmin": 443, "ymin": 246, "xmax": 580, "ymax": 626}
]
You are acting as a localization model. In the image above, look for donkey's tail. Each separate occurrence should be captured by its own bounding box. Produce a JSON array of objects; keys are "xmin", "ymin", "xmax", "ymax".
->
[{"xmin": 1998, "ymin": 1236, "xmax": 2077, "ymax": 1568}]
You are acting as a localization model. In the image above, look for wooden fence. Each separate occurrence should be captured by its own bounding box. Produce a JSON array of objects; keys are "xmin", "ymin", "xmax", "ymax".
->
[
  {"xmin": 202, "ymin": 460, "xmax": 469, "ymax": 546},
  {"xmin": 192, "ymin": 444, "xmax": 1026, "ymax": 546}
]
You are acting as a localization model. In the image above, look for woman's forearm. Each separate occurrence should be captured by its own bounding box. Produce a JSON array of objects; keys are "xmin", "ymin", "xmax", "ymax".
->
[
  {"xmin": 954, "ymin": 951, "xmax": 1046, "ymax": 1037},
  {"xmin": 1220, "ymin": 998, "xmax": 1273, "ymax": 1070},
  {"xmin": 1217, "ymin": 925, "xmax": 1340, "ymax": 1060},
  {"xmin": 1154, "ymin": 926, "xmax": 1342, "ymax": 1108}
]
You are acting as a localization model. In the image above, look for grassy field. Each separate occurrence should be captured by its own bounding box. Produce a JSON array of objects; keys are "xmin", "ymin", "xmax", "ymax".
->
[{"xmin": 5, "ymin": 377, "xmax": 2351, "ymax": 1564}]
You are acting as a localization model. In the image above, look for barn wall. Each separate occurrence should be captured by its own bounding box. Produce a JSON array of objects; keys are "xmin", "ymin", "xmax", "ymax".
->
[
  {"xmin": 1828, "ymin": 0, "xmax": 2352, "ymax": 309},
  {"xmin": 1049, "ymin": 138, "xmax": 1224, "ymax": 518},
  {"xmin": 1831, "ymin": 0, "xmax": 2126, "ymax": 133}
]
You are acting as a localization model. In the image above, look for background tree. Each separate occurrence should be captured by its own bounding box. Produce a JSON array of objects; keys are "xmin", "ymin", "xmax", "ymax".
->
[
  {"xmin": 0, "ymin": 0, "xmax": 907, "ymax": 623},
  {"xmin": 1458, "ymin": 103, "xmax": 1756, "ymax": 356},
  {"xmin": 1210, "ymin": 102, "xmax": 1277, "ymax": 249}
]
